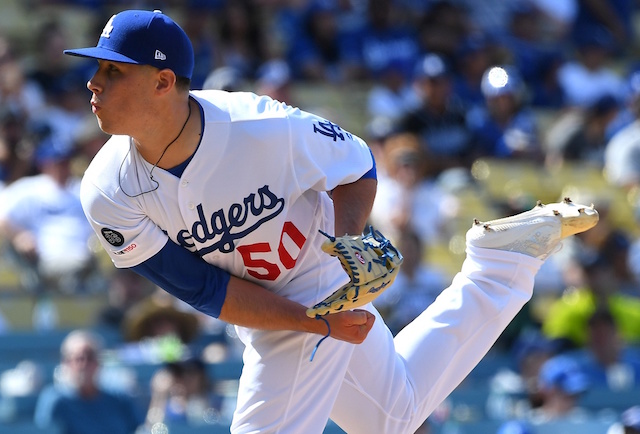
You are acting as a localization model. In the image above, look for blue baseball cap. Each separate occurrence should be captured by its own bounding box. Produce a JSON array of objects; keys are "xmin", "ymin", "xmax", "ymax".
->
[
  {"xmin": 35, "ymin": 136, "xmax": 74, "ymax": 165},
  {"xmin": 538, "ymin": 355, "xmax": 590, "ymax": 395},
  {"xmin": 64, "ymin": 10, "xmax": 194, "ymax": 80},
  {"xmin": 414, "ymin": 53, "xmax": 449, "ymax": 80},
  {"xmin": 497, "ymin": 420, "xmax": 533, "ymax": 434}
]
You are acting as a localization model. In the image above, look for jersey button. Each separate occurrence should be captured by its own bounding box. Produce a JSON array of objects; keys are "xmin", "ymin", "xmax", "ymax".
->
[
  {"xmin": 181, "ymin": 180, "xmax": 188, "ymax": 187},
  {"xmin": 188, "ymin": 202, "xmax": 195, "ymax": 209}
]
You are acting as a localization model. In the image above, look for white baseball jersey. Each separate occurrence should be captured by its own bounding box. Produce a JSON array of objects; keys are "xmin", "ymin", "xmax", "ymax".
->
[
  {"xmin": 81, "ymin": 90, "xmax": 543, "ymax": 434},
  {"xmin": 81, "ymin": 90, "xmax": 372, "ymax": 309}
]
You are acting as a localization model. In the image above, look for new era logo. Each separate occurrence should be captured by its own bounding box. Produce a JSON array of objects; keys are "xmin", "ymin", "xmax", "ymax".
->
[{"xmin": 155, "ymin": 50, "xmax": 166, "ymax": 61}]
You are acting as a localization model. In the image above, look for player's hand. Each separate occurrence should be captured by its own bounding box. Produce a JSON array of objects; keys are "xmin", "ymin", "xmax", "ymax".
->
[{"xmin": 321, "ymin": 309, "xmax": 375, "ymax": 344}]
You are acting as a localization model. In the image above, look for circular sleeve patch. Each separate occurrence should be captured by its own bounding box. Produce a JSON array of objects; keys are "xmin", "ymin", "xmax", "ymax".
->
[{"xmin": 101, "ymin": 228, "xmax": 125, "ymax": 246}]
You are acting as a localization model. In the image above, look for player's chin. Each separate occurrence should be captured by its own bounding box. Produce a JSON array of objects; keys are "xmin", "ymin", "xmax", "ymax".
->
[{"xmin": 94, "ymin": 117, "xmax": 115, "ymax": 135}]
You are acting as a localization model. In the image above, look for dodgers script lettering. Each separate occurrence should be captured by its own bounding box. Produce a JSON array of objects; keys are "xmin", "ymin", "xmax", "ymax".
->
[{"xmin": 177, "ymin": 185, "xmax": 285, "ymax": 254}]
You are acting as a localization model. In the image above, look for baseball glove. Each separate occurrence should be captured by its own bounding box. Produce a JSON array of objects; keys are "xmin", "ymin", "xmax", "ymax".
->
[{"xmin": 306, "ymin": 226, "xmax": 403, "ymax": 317}]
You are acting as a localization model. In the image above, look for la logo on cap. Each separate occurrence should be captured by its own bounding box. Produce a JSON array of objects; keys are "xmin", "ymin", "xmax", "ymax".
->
[{"xmin": 100, "ymin": 15, "xmax": 115, "ymax": 38}]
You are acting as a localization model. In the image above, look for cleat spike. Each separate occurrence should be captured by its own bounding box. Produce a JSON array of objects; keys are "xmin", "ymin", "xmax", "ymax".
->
[
  {"xmin": 483, "ymin": 224, "xmax": 491, "ymax": 230},
  {"xmin": 536, "ymin": 200, "xmax": 543, "ymax": 207},
  {"xmin": 563, "ymin": 197, "xmax": 572, "ymax": 203},
  {"xmin": 590, "ymin": 203, "xmax": 595, "ymax": 209},
  {"xmin": 473, "ymin": 218, "xmax": 481, "ymax": 225},
  {"xmin": 553, "ymin": 210, "xmax": 561, "ymax": 216},
  {"xmin": 578, "ymin": 208, "xmax": 585, "ymax": 213}
]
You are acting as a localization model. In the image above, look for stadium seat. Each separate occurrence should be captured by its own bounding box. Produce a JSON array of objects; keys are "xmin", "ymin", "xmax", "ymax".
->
[
  {"xmin": 438, "ymin": 418, "xmax": 614, "ymax": 434},
  {"xmin": 0, "ymin": 395, "xmax": 40, "ymax": 424},
  {"xmin": 152, "ymin": 423, "xmax": 232, "ymax": 434},
  {"xmin": 579, "ymin": 386, "xmax": 640, "ymax": 413},
  {"xmin": 531, "ymin": 419, "xmax": 614, "ymax": 434},
  {"xmin": 0, "ymin": 421, "xmax": 60, "ymax": 434}
]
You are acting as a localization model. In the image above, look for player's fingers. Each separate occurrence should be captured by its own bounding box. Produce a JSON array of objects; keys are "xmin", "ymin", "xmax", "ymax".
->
[
  {"xmin": 350, "ymin": 310, "xmax": 375, "ymax": 343},
  {"xmin": 324, "ymin": 310, "xmax": 375, "ymax": 344},
  {"xmin": 349, "ymin": 309, "xmax": 372, "ymax": 326}
]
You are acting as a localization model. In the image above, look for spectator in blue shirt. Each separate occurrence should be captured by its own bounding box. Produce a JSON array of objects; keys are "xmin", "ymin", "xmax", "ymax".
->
[
  {"xmin": 286, "ymin": 0, "xmax": 364, "ymax": 83},
  {"xmin": 466, "ymin": 65, "xmax": 542, "ymax": 160},
  {"xmin": 346, "ymin": 0, "xmax": 420, "ymax": 81},
  {"xmin": 571, "ymin": 308, "xmax": 640, "ymax": 390},
  {"xmin": 34, "ymin": 329, "xmax": 144, "ymax": 434},
  {"xmin": 396, "ymin": 53, "xmax": 475, "ymax": 175}
]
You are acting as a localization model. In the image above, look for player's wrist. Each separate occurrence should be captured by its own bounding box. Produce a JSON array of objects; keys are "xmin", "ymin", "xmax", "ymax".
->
[{"xmin": 300, "ymin": 311, "xmax": 330, "ymax": 336}]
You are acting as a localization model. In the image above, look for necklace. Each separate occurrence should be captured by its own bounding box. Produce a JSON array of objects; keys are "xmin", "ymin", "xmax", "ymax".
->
[
  {"xmin": 120, "ymin": 100, "xmax": 193, "ymax": 197},
  {"xmin": 149, "ymin": 100, "xmax": 192, "ymax": 180}
]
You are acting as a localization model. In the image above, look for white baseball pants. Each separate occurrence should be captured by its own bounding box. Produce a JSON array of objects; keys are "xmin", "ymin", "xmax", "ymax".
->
[{"xmin": 230, "ymin": 245, "xmax": 542, "ymax": 433}]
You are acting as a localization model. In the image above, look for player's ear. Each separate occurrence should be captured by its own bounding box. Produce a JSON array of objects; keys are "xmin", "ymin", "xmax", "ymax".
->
[{"xmin": 155, "ymin": 68, "xmax": 177, "ymax": 95}]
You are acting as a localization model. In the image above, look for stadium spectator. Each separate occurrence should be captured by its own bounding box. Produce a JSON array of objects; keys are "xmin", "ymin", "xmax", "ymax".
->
[
  {"xmin": 0, "ymin": 134, "xmax": 102, "ymax": 293},
  {"xmin": 285, "ymin": 0, "xmax": 364, "ymax": 83},
  {"xmin": 495, "ymin": 3, "xmax": 567, "ymax": 109},
  {"xmin": 181, "ymin": 4, "xmax": 220, "ymax": 90},
  {"xmin": 71, "ymin": 113, "xmax": 110, "ymax": 175},
  {"xmin": 27, "ymin": 20, "xmax": 85, "ymax": 105},
  {"xmin": 451, "ymin": 33, "xmax": 495, "ymax": 110},
  {"xmin": 547, "ymin": 191, "xmax": 639, "ymax": 297},
  {"xmin": 215, "ymin": 0, "xmax": 268, "ymax": 80},
  {"xmin": 545, "ymin": 94, "xmax": 620, "ymax": 169},
  {"xmin": 254, "ymin": 59, "xmax": 295, "ymax": 106},
  {"xmin": 96, "ymin": 268, "xmax": 157, "ymax": 335},
  {"xmin": 0, "ymin": 43, "xmax": 46, "ymax": 122},
  {"xmin": 372, "ymin": 229, "xmax": 449, "ymax": 335},
  {"xmin": 528, "ymin": 0, "xmax": 578, "ymax": 42},
  {"xmin": 466, "ymin": 65, "xmax": 543, "ymax": 160},
  {"xmin": 556, "ymin": 28, "xmax": 626, "ymax": 109},
  {"xmin": 569, "ymin": 308, "xmax": 640, "ymax": 390},
  {"xmin": 145, "ymin": 357, "xmax": 231, "ymax": 428},
  {"xmin": 457, "ymin": 0, "xmax": 514, "ymax": 37},
  {"xmin": 487, "ymin": 330, "xmax": 556, "ymax": 420},
  {"xmin": 0, "ymin": 106, "xmax": 33, "ymax": 188},
  {"xmin": 362, "ymin": 115, "xmax": 395, "ymax": 177},
  {"xmin": 368, "ymin": 132, "xmax": 458, "ymax": 246},
  {"xmin": 608, "ymin": 405, "xmax": 640, "ymax": 434},
  {"xmin": 122, "ymin": 289, "xmax": 201, "ymax": 347},
  {"xmin": 415, "ymin": 1, "xmax": 471, "ymax": 60},
  {"xmin": 26, "ymin": 19, "xmax": 92, "ymax": 148},
  {"xmin": 604, "ymin": 70, "xmax": 640, "ymax": 190},
  {"xmin": 34, "ymin": 329, "xmax": 144, "ymax": 434},
  {"xmin": 542, "ymin": 248, "xmax": 640, "ymax": 350},
  {"xmin": 396, "ymin": 53, "xmax": 475, "ymax": 175},
  {"xmin": 366, "ymin": 58, "xmax": 419, "ymax": 122},
  {"xmin": 347, "ymin": 0, "xmax": 419, "ymax": 82},
  {"xmin": 202, "ymin": 66, "xmax": 247, "ymax": 92},
  {"xmin": 528, "ymin": 355, "xmax": 591, "ymax": 423},
  {"xmin": 570, "ymin": 0, "xmax": 634, "ymax": 56},
  {"xmin": 498, "ymin": 4, "xmax": 557, "ymax": 83}
]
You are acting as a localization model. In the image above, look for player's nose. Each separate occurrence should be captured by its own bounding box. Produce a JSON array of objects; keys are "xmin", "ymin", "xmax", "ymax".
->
[
  {"xmin": 87, "ymin": 71, "xmax": 103, "ymax": 94},
  {"xmin": 87, "ymin": 78, "xmax": 99, "ymax": 94}
]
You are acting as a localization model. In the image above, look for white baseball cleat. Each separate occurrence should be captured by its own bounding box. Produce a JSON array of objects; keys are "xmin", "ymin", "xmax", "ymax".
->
[{"xmin": 466, "ymin": 197, "xmax": 599, "ymax": 260}]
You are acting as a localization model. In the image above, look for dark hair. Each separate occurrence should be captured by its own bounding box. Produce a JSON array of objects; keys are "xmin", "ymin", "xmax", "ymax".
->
[
  {"xmin": 176, "ymin": 76, "xmax": 192, "ymax": 92},
  {"xmin": 588, "ymin": 308, "xmax": 616, "ymax": 327}
]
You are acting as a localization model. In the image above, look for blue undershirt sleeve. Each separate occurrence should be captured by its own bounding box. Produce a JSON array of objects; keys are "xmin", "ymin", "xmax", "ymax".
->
[
  {"xmin": 361, "ymin": 148, "xmax": 377, "ymax": 180},
  {"xmin": 131, "ymin": 240, "xmax": 230, "ymax": 318}
]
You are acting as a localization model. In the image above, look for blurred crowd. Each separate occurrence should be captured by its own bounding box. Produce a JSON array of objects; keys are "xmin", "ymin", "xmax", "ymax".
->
[{"xmin": 1, "ymin": 0, "xmax": 640, "ymax": 433}]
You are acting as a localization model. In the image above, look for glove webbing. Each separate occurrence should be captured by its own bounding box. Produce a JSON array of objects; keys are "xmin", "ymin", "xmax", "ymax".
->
[{"xmin": 319, "ymin": 227, "xmax": 392, "ymax": 285}]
